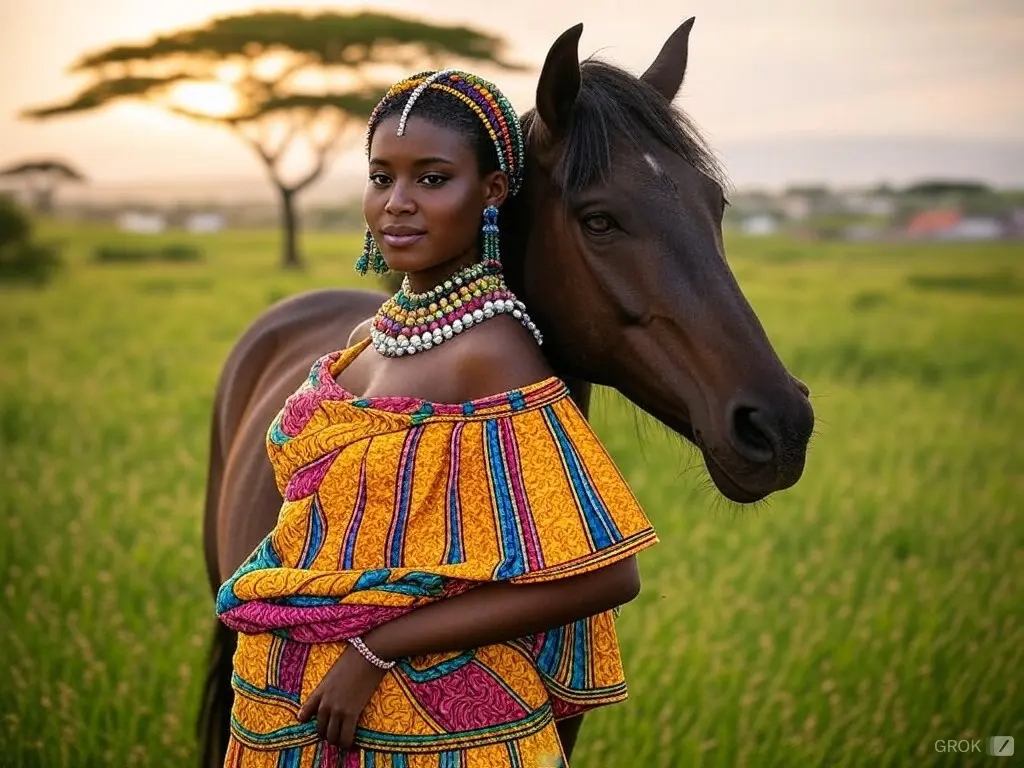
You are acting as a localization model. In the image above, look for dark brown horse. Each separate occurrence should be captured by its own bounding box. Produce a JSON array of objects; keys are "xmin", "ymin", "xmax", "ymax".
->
[{"xmin": 198, "ymin": 19, "xmax": 814, "ymax": 767}]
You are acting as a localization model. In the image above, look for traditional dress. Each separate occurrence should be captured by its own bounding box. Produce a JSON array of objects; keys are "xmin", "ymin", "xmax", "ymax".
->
[{"xmin": 216, "ymin": 338, "xmax": 659, "ymax": 767}]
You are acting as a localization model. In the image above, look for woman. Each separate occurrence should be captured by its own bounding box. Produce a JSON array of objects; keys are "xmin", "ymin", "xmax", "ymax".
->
[{"xmin": 216, "ymin": 69, "xmax": 659, "ymax": 768}]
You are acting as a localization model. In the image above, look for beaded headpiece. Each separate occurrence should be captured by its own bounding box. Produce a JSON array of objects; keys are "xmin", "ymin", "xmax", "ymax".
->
[{"xmin": 364, "ymin": 69, "xmax": 525, "ymax": 197}]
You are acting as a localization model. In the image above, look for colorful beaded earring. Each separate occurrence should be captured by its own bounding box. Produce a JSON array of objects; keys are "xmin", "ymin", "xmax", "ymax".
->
[
  {"xmin": 482, "ymin": 205, "xmax": 501, "ymax": 263},
  {"xmin": 355, "ymin": 229, "xmax": 389, "ymax": 276}
]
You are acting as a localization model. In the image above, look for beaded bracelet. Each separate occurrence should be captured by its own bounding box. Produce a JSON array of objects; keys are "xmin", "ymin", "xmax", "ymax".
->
[{"xmin": 348, "ymin": 636, "xmax": 395, "ymax": 671}]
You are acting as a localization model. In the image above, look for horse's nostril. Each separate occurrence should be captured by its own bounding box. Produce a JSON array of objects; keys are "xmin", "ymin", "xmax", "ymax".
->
[{"xmin": 729, "ymin": 405, "xmax": 776, "ymax": 464}]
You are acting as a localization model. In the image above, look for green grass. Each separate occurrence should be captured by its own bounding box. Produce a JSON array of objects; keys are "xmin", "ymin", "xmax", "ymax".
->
[{"xmin": 2, "ymin": 222, "xmax": 1021, "ymax": 767}]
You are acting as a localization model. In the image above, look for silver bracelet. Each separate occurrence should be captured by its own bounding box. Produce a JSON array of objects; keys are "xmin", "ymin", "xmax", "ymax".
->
[{"xmin": 348, "ymin": 636, "xmax": 395, "ymax": 670}]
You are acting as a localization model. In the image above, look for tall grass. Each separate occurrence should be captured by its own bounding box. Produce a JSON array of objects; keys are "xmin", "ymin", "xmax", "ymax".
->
[{"xmin": 2, "ymin": 222, "xmax": 1021, "ymax": 767}]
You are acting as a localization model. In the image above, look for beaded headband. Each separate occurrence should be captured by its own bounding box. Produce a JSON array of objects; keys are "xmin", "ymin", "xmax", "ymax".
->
[{"xmin": 365, "ymin": 69, "xmax": 525, "ymax": 197}]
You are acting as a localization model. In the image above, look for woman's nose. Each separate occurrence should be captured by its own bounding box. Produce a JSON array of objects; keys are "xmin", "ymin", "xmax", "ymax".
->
[{"xmin": 384, "ymin": 183, "xmax": 415, "ymax": 215}]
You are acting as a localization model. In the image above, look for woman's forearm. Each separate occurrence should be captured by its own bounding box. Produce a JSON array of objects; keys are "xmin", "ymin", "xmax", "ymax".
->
[{"xmin": 362, "ymin": 556, "xmax": 641, "ymax": 662}]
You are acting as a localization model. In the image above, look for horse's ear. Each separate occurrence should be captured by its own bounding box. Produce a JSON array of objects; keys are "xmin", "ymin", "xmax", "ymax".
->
[
  {"xmin": 535, "ymin": 23, "xmax": 583, "ymax": 139},
  {"xmin": 640, "ymin": 17, "xmax": 695, "ymax": 101}
]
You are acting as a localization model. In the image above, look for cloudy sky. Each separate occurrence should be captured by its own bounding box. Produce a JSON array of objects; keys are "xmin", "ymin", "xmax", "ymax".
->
[{"xmin": 2, "ymin": 0, "xmax": 1022, "ymax": 193}]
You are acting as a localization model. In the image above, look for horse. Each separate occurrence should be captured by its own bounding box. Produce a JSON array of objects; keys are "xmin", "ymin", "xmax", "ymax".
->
[{"xmin": 197, "ymin": 18, "xmax": 815, "ymax": 767}]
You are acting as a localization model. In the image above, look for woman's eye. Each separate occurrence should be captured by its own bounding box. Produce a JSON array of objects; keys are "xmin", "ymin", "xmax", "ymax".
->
[
  {"xmin": 420, "ymin": 173, "xmax": 448, "ymax": 186},
  {"xmin": 369, "ymin": 173, "xmax": 390, "ymax": 186},
  {"xmin": 582, "ymin": 213, "xmax": 616, "ymax": 235}
]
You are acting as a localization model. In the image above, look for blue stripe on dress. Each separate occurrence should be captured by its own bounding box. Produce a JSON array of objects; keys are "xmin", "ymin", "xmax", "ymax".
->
[
  {"xmin": 396, "ymin": 651, "xmax": 475, "ymax": 683},
  {"xmin": 388, "ymin": 428, "xmax": 424, "ymax": 567},
  {"xmin": 268, "ymin": 415, "xmax": 290, "ymax": 446},
  {"xmin": 341, "ymin": 449, "xmax": 369, "ymax": 569},
  {"xmin": 543, "ymin": 407, "xmax": 620, "ymax": 548},
  {"xmin": 445, "ymin": 422, "xmax": 466, "ymax": 564},
  {"xmin": 231, "ymin": 673, "xmax": 301, "ymax": 705},
  {"xmin": 571, "ymin": 618, "xmax": 590, "ymax": 688},
  {"xmin": 536, "ymin": 626, "xmax": 566, "ymax": 677},
  {"xmin": 353, "ymin": 569, "xmax": 391, "ymax": 591},
  {"xmin": 276, "ymin": 747, "xmax": 301, "ymax": 768},
  {"xmin": 215, "ymin": 536, "xmax": 282, "ymax": 613},
  {"xmin": 486, "ymin": 419, "xmax": 525, "ymax": 579},
  {"xmin": 296, "ymin": 494, "xmax": 326, "ymax": 569},
  {"xmin": 283, "ymin": 595, "xmax": 338, "ymax": 607}
]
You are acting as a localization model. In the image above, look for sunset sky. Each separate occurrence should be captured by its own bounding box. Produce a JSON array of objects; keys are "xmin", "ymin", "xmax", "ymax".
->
[{"xmin": 2, "ymin": 0, "xmax": 1022, "ymax": 196}]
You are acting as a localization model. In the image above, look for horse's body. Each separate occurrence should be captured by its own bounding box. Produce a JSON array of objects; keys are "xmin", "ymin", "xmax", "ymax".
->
[{"xmin": 198, "ymin": 19, "xmax": 814, "ymax": 767}]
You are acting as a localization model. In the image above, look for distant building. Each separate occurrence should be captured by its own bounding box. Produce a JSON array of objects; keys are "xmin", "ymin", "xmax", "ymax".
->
[
  {"xmin": 905, "ymin": 208, "xmax": 961, "ymax": 237},
  {"xmin": 116, "ymin": 210, "xmax": 167, "ymax": 234},
  {"xmin": 1004, "ymin": 208, "xmax": 1024, "ymax": 239},
  {"xmin": 840, "ymin": 192, "xmax": 896, "ymax": 217},
  {"xmin": 903, "ymin": 208, "xmax": 1003, "ymax": 241},
  {"xmin": 740, "ymin": 213, "xmax": 780, "ymax": 237},
  {"xmin": 185, "ymin": 212, "xmax": 226, "ymax": 233},
  {"xmin": 942, "ymin": 216, "xmax": 1004, "ymax": 241},
  {"xmin": 779, "ymin": 194, "xmax": 812, "ymax": 221}
]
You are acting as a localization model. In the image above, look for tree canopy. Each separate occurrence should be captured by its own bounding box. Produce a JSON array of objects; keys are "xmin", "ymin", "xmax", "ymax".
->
[
  {"xmin": 0, "ymin": 159, "xmax": 85, "ymax": 181},
  {"xmin": 0, "ymin": 159, "xmax": 87, "ymax": 214},
  {"xmin": 23, "ymin": 11, "xmax": 526, "ymax": 267}
]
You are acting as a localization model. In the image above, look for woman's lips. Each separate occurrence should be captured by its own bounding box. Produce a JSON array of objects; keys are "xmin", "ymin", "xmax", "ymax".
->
[{"xmin": 382, "ymin": 232, "xmax": 425, "ymax": 248}]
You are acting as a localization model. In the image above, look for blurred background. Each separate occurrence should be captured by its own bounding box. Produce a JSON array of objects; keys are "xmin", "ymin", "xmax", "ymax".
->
[{"xmin": 1, "ymin": 2, "xmax": 1021, "ymax": 767}]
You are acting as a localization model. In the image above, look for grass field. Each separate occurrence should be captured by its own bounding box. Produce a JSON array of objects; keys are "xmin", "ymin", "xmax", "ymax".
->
[{"xmin": 1, "ymin": 221, "xmax": 1022, "ymax": 767}]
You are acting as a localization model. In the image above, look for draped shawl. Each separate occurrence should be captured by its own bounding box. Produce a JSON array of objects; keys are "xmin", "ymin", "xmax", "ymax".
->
[{"xmin": 216, "ymin": 339, "xmax": 659, "ymax": 766}]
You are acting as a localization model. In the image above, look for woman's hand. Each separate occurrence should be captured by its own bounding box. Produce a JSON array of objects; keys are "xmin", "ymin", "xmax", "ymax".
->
[{"xmin": 297, "ymin": 644, "xmax": 389, "ymax": 751}]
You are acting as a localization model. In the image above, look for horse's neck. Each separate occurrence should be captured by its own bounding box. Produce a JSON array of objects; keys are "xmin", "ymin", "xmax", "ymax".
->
[{"xmin": 563, "ymin": 375, "xmax": 593, "ymax": 418}]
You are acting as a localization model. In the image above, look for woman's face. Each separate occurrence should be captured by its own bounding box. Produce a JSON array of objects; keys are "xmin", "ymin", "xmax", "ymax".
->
[{"xmin": 363, "ymin": 114, "xmax": 508, "ymax": 290}]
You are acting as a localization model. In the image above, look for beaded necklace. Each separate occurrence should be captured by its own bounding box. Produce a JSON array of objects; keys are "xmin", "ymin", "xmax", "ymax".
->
[{"xmin": 369, "ymin": 258, "xmax": 542, "ymax": 357}]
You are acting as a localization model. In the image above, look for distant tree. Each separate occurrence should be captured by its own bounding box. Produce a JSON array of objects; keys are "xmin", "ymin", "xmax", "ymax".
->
[
  {"xmin": 0, "ymin": 196, "xmax": 31, "ymax": 246},
  {"xmin": 903, "ymin": 180, "xmax": 992, "ymax": 197},
  {"xmin": 0, "ymin": 159, "xmax": 86, "ymax": 214},
  {"xmin": 783, "ymin": 184, "xmax": 832, "ymax": 199},
  {"xmin": 0, "ymin": 196, "xmax": 64, "ymax": 285},
  {"xmin": 22, "ymin": 11, "xmax": 526, "ymax": 269}
]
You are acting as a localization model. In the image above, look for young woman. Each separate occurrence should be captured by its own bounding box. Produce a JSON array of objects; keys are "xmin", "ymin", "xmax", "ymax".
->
[{"xmin": 216, "ymin": 69, "xmax": 659, "ymax": 768}]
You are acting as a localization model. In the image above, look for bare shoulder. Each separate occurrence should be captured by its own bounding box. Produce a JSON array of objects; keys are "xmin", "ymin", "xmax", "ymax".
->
[
  {"xmin": 346, "ymin": 317, "xmax": 374, "ymax": 347},
  {"xmin": 450, "ymin": 317, "xmax": 555, "ymax": 400}
]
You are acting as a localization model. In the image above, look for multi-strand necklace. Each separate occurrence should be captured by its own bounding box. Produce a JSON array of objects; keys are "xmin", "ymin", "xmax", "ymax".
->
[{"xmin": 369, "ymin": 258, "xmax": 543, "ymax": 357}]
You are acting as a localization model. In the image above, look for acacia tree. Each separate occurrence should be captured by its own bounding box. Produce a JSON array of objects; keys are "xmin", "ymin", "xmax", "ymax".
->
[
  {"xmin": 22, "ymin": 11, "xmax": 523, "ymax": 268},
  {"xmin": 0, "ymin": 159, "xmax": 86, "ymax": 214}
]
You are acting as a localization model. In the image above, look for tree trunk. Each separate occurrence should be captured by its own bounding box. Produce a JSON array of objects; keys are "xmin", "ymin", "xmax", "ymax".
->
[
  {"xmin": 34, "ymin": 187, "xmax": 55, "ymax": 215},
  {"xmin": 278, "ymin": 185, "xmax": 302, "ymax": 269}
]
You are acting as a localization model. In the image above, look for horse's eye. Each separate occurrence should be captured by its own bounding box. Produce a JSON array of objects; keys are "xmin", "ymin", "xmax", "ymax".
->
[{"xmin": 582, "ymin": 213, "xmax": 616, "ymax": 235}]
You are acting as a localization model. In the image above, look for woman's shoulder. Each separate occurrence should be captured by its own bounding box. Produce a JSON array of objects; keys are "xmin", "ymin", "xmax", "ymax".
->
[
  {"xmin": 346, "ymin": 317, "xmax": 374, "ymax": 348},
  {"xmin": 449, "ymin": 317, "xmax": 556, "ymax": 401},
  {"xmin": 330, "ymin": 315, "xmax": 555, "ymax": 404}
]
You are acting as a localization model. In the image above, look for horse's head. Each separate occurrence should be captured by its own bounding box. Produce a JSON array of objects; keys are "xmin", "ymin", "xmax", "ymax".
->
[{"xmin": 515, "ymin": 20, "xmax": 814, "ymax": 503}]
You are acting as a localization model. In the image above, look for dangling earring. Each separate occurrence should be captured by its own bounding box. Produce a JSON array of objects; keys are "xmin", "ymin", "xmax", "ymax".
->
[
  {"xmin": 355, "ymin": 228, "xmax": 389, "ymax": 275},
  {"xmin": 481, "ymin": 205, "xmax": 500, "ymax": 263}
]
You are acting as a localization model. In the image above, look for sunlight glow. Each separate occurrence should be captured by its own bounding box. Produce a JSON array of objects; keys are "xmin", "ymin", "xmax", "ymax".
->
[{"xmin": 168, "ymin": 81, "xmax": 241, "ymax": 118}]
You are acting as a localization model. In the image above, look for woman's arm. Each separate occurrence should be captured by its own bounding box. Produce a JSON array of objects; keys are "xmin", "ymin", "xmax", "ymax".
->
[
  {"xmin": 362, "ymin": 556, "xmax": 642, "ymax": 662},
  {"xmin": 299, "ymin": 554, "xmax": 642, "ymax": 748}
]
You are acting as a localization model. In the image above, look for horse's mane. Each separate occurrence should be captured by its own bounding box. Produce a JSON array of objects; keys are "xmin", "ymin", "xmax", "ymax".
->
[
  {"xmin": 522, "ymin": 57, "xmax": 730, "ymax": 195},
  {"xmin": 500, "ymin": 56, "xmax": 729, "ymax": 295}
]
